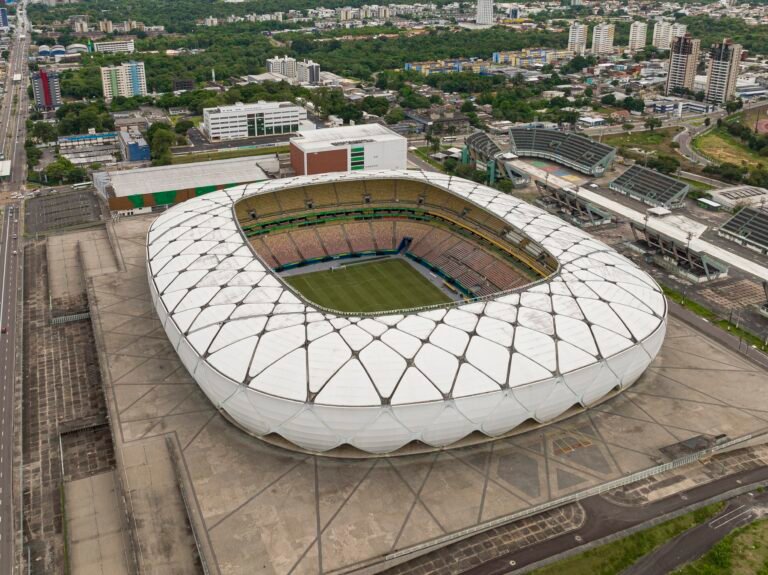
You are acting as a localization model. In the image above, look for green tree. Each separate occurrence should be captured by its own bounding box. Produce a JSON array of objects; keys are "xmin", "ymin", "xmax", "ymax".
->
[{"xmin": 644, "ymin": 117, "xmax": 662, "ymax": 131}]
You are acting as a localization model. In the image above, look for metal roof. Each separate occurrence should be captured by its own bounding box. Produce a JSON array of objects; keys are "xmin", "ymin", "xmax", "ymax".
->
[
  {"xmin": 146, "ymin": 170, "xmax": 668, "ymax": 454},
  {"xmin": 103, "ymin": 157, "xmax": 271, "ymax": 197}
]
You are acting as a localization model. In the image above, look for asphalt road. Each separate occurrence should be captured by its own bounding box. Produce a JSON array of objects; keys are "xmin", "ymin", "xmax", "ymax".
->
[
  {"xmin": 465, "ymin": 464, "xmax": 768, "ymax": 574},
  {"xmin": 673, "ymin": 124, "xmax": 712, "ymax": 166},
  {"xmin": 0, "ymin": 5, "xmax": 30, "ymax": 572},
  {"xmin": 407, "ymin": 151, "xmax": 438, "ymax": 172},
  {"xmin": 623, "ymin": 491, "xmax": 766, "ymax": 574},
  {"xmin": 0, "ymin": 203, "xmax": 20, "ymax": 575}
]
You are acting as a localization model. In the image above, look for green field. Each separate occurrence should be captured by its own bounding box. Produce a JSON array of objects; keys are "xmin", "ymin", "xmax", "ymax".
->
[{"xmin": 284, "ymin": 258, "xmax": 451, "ymax": 313}]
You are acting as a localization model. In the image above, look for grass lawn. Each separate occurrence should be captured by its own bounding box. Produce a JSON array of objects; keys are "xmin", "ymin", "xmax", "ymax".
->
[
  {"xmin": 284, "ymin": 258, "xmax": 451, "ymax": 313},
  {"xmin": 172, "ymin": 145, "xmax": 290, "ymax": 164},
  {"xmin": 672, "ymin": 517, "xmax": 768, "ymax": 574},
  {"xmin": 531, "ymin": 503, "xmax": 724, "ymax": 575},
  {"xmin": 678, "ymin": 177, "xmax": 714, "ymax": 193},
  {"xmin": 602, "ymin": 127, "xmax": 697, "ymax": 171},
  {"xmin": 693, "ymin": 128, "xmax": 766, "ymax": 168}
]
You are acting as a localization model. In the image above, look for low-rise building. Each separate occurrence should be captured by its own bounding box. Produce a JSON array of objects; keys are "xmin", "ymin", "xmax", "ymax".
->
[
  {"xmin": 93, "ymin": 39, "xmax": 136, "ymax": 54},
  {"xmin": 289, "ymin": 124, "xmax": 407, "ymax": 175},
  {"xmin": 202, "ymin": 101, "xmax": 314, "ymax": 142},
  {"xmin": 118, "ymin": 129, "xmax": 151, "ymax": 162},
  {"xmin": 94, "ymin": 156, "xmax": 275, "ymax": 215}
]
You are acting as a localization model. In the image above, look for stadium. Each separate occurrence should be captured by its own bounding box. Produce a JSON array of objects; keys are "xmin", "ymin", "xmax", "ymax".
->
[{"xmin": 146, "ymin": 170, "xmax": 667, "ymax": 454}]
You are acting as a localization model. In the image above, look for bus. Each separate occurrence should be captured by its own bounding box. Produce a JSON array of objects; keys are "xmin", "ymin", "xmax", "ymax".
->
[{"xmin": 72, "ymin": 182, "xmax": 93, "ymax": 190}]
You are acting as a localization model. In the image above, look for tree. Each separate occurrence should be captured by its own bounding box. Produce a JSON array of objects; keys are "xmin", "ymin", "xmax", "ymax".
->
[
  {"xmin": 622, "ymin": 123, "xmax": 635, "ymax": 132},
  {"xmin": 29, "ymin": 121, "xmax": 58, "ymax": 143},
  {"xmin": 174, "ymin": 119, "xmax": 195, "ymax": 134},
  {"xmin": 704, "ymin": 117, "xmax": 711, "ymax": 127},
  {"xmin": 644, "ymin": 117, "xmax": 662, "ymax": 131},
  {"xmin": 601, "ymin": 94, "xmax": 617, "ymax": 106}
]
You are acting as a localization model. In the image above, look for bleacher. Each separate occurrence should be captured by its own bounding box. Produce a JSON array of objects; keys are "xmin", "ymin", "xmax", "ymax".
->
[
  {"xmin": 465, "ymin": 131, "xmax": 530, "ymax": 187},
  {"xmin": 248, "ymin": 217, "xmax": 530, "ymax": 295},
  {"xmin": 609, "ymin": 165, "xmax": 690, "ymax": 209},
  {"xmin": 718, "ymin": 207, "xmax": 768, "ymax": 254},
  {"xmin": 508, "ymin": 127, "xmax": 615, "ymax": 176}
]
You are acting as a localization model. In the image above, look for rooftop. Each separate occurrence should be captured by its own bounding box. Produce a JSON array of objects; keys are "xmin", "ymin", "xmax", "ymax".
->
[
  {"xmin": 96, "ymin": 156, "xmax": 271, "ymax": 197},
  {"xmin": 290, "ymin": 124, "xmax": 404, "ymax": 151}
]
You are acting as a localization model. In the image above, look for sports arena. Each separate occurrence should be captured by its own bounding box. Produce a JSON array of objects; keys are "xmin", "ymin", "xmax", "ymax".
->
[{"xmin": 146, "ymin": 169, "xmax": 667, "ymax": 454}]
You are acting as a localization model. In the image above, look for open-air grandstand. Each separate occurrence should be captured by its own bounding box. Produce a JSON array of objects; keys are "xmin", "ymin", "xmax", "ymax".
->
[
  {"xmin": 239, "ymin": 179, "xmax": 545, "ymax": 298},
  {"xmin": 508, "ymin": 127, "xmax": 616, "ymax": 176},
  {"xmin": 630, "ymin": 223, "xmax": 728, "ymax": 282},
  {"xmin": 464, "ymin": 132, "xmax": 529, "ymax": 187},
  {"xmin": 609, "ymin": 165, "xmax": 690, "ymax": 209},
  {"xmin": 718, "ymin": 207, "xmax": 768, "ymax": 254},
  {"xmin": 534, "ymin": 181, "xmax": 613, "ymax": 229}
]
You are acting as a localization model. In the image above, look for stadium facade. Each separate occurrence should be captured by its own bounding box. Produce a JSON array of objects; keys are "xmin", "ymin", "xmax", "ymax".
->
[{"xmin": 147, "ymin": 170, "xmax": 667, "ymax": 454}]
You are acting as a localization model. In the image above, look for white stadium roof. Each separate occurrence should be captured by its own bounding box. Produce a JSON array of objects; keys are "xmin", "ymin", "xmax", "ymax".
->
[{"xmin": 147, "ymin": 170, "xmax": 667, "ymax": 454}]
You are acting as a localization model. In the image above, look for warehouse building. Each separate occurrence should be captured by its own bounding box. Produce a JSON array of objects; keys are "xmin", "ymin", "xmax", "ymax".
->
[
  {"xmin": 289, "ymin": 124, "xmax": 407, "ymax": 175},
  {"xmin": 93, "ymin": 156, "xmax": 276, "ymax": 215},
  {"xmin": 202, "ymin": 101, "xmax": 314, "ymax": 142}
]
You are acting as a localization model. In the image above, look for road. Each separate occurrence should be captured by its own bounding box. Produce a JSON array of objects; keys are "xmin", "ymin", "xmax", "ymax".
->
[
  {"xmin": 407, "ymin": 151, "xmax": 438, "ymax": 172},
  {"xmin": 674, "ymin": 124, "xmax": 712, "ymax": 166},
  {"xmin": 0, "ymin": 3, "xmax": 30, "ymax": 573},
  {"xmin": 623, "ymin": 491, "xmax": 766, "ymax": 574},
  {"xmin": 465, "ymin": 463, "xmax": 768, "ymax": 574},
  {"xmin": 0, "ymin": 204, "xmax": 20, "ymax": 575}
]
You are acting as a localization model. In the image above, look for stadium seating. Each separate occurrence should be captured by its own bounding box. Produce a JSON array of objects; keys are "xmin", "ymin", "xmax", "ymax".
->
[
  {"xmin": 335, "ymin": 181, "xmax": 367, "ymax": 205},
  {"xmin": 508, "ymin": 128, "xmax": 615, "ymax": 176},
  {"xmin": 344, "ymin": 222, "xmax": 377, "ymax": 252},
  {"xmin": 276, "ymin": 187, "xmax": 308, "ymax": 212},
  {"xmin": 249, "ymin": 237, "xmax": 280, "ymax": 269},
  {"xmin": 239, "ymin": 192, "xmax": 282, "ymax": 220},
  {"xmin": 291, "ymin": 228, "xmax": 326, "ymax": 260},
  {"xmin": 315, "ymin": 225, "xmax": 351, "ymax": 255},
  {"xmin": 609, "ymin": 165, "xmax": 689, "ymax": 208},
  {"xmin": 306, "ymin": 184, "xmax": 338, "ymax": 208},
  {"xmin": 719, "ymin": 207, "xmax": 768, "ymax": 253},
  {"xmin": 371, "ymin": 221, "xmax": 395, "ymax": 250},
  {"xmin": 395, "ymin": 180, "xmax": 426, "ymax": 203},
  {"xmin": 365, "ymin": 180, "xmax": 397, "ymax": 202},
  {"xmin": 263, "ymin": 234, "xmax": 301, "ymax": 266}
]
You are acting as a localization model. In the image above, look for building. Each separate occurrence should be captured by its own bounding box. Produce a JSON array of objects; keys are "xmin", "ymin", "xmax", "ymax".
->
[
  {"xmin": 289, "ymin": 124, "xmax": 407, "ymax": 175},
  {"xmin": 58, "ymin": 132, "xmax": 120, "ymax": 167},
  {"xmin": 652, "ymin": 21, "xmax": 686, "ymax": 50},
  {"xmin": 0, "ymin": 8, "xmax": 8, "ymax": 28},
  {"xmin": 99, "ymin": 19, "xmax": 113, "ymax": 33},
  {"xmin": 706, "ymin": 39, "xmax": 742, "ymax": 105},
  {"xmin": 93, "ymin": 39, "xmax": 135, "ymax": 54},
  {"xmin": 31, "ymin": 69, "xmax": 62, "ymax": 111},
  {"xmin": 145, "ymin": 170, "xmax": 666, "ymax": 454},
  {"xmin": 628, "ymin": 21, "xmax": 647, "ymax": 52},
  {"xmin": 100, "ymin": 61, "xmax": 147, "ymax": 101},
  {"xmin": 665, "ymin": 34, "xmax": 700, "ymax": 95},
  {"xmin": 568, "ymin": 23, "xmax": 588, "ymax": 56},
  {"xmin": 118, "ymin": 129, "xmax": 151, "ymax": 162},
  {"xmin": 297, "ymin": 60, "xmax": 320, "ymax": 85},
  {"xmin": 72, "ymin": 19, "xmax": 88, "ymax": 33},
  {"xmin": 172, "ymin": 78, "xmax": 195, "ymax": 92},
  {"xmin": 202, "ymin": 101, "xmax": 314, "ymax": 142},
  {"xmin": 591, "ymin": 23, "xmax": 615, "ymax": 55},
  {"xmin": 94, "ymin": 156, "xmax": 272, "ymax": 215},
  {"xmin": 266, "ymin": 55, "xmax": 297, "ymax": 79},
  {"xmin": 476, "ymin": 0, "xmax": 493, "ymax": 26}
]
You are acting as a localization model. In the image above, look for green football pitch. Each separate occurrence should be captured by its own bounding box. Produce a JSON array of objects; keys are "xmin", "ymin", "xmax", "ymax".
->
[{"xmin": 284, "ymin": 258, "xmax": 452, "ymax": 313}]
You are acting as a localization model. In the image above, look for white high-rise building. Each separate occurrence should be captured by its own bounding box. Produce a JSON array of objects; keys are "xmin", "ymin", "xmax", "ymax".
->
[
  {"xmin": 100, "ymin": 61, "xmax": 147, "ymax": 101},
  {"xmin": 628, "ymin": 21, "xmax": 647, "ymax": 52},
  {"xmin": 706, "ymin": 39, "xmax": 742, "ymax": 105},
  {"xmin": 652, "ymin": 21, "xmax": 687, "ymax": 50},
  {"xmin": 297, "ymin": 60, "xmax": 321, "ymax": 85},
  {"xmin": 266, "ymin": 55, "xmax": 298, "ymax": 79},
  {"xmin": 591, "ymin": 23, "xmax": 615, "ymax": 55},
  {"xmin": 476, "ymin": 0, "xmax": 493, "ymax": 26},
  {"xmin": 665, "ymin": 34, "xmax": 700, "ymax": 95},
  {"xmin": 568, "ymin": 23, "xmax": 588, "ymax": 55}
]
